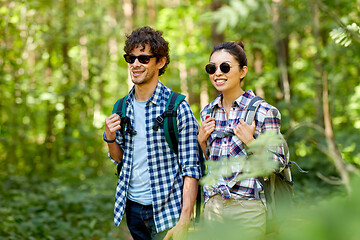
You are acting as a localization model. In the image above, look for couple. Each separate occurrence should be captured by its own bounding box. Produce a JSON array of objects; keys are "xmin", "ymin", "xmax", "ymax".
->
[{"xmin": 104, "ymin": 26, "xmax": 286, "ymax": 240}]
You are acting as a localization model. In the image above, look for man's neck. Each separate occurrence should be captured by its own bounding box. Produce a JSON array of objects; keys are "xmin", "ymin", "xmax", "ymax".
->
[{"xmin": 134, "ymin": 79, "xmax": 158, "ymax": 102}]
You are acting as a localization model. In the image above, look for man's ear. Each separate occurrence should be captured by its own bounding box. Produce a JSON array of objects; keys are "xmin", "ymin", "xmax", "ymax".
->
[
  {"xmin": 240, "ymin": 66, "xmax": 248, "ymax": 78},
  {"xmin": 157, "ymin": 56, "xmax": 167, "ymax": 70}
]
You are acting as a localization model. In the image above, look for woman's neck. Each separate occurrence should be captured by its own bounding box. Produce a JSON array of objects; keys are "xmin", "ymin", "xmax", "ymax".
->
[{"xmin": 221, "ymin": 88, "xmax": 245, "ymax": 112}]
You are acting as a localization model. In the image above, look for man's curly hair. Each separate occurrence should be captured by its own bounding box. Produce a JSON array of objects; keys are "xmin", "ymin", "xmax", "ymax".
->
[{"xmin": 124, "ymin": 26, "xmax": 170, "ymax": 76}]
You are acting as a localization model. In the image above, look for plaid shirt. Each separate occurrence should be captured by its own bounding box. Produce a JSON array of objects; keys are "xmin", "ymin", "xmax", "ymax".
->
[
  {"xmin": 200, "ymin": 90, "xmax": 286, "ymax": 203},
  {"xmin": 109, "ymin": 81, "xmax": 201, "ymax": 233}
]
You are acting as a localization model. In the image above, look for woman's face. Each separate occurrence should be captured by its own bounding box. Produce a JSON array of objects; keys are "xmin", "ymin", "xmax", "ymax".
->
[{"xmin": 208, "ymin": 50, "xmax": 247, "ymax": 94}]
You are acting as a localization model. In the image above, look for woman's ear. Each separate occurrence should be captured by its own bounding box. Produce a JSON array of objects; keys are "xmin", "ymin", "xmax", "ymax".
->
[{"xmin": 240, "ymin": 66, "xmax": 248, "ymax": 78}]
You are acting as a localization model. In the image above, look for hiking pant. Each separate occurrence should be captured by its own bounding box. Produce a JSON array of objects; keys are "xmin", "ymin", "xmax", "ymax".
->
[{"xmin": 204, "ymin": 194, "xmax": 266, "ymax": 238}]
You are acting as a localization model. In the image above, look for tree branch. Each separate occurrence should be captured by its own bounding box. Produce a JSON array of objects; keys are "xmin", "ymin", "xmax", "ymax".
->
[
  {"xmin": 316, "ymin": 172, "xmax": 343, "ymax": 185},
  {"xmin": 315, "ymin": 0, "xmax": 360, "ymax": 42}
]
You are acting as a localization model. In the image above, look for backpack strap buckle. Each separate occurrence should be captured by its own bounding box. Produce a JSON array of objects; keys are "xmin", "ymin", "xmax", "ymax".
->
[
  {"xmin": 153, "ymin": 115, "xmax": 165, "ymax": 131},
  {"xmin": 126, "ymin": 127, "xmax": 137, "ymax": 136}
]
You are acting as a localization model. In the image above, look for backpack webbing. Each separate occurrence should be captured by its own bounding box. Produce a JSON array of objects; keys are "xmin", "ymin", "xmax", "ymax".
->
[
  {"xmin": 205, "ymin": 96, "xmax": 264, "ymax": 156},
  {"xmin": 244, "ymin": 96, "xmax": 264, "ymax": 125},
  {"xmin": 153, "ymin": 91, "xmax": 186, "ymax": 155},
  {"xmin": 111, "ymin": 95, "xmax": 129, "ymax": 177},
  {"xmin": 113, "ymin": 94, "xmax": 137, "ymax": 136}
]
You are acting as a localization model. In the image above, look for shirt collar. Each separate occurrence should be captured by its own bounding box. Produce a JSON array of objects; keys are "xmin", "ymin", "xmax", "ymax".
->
[
  {"xmin": 127, "ymin": 80, "xmax": 165, "ymax": 106},
  {"xmin": 207, "ymin": 89, "xmax": 256, "ymax": 111},
  {"xmin": 233, "ymin": 89, "xmax": 255, "ymax": 109},
  {"xmin": 147, "ymin": 81, "xmax": 165, "ymax": 106}
]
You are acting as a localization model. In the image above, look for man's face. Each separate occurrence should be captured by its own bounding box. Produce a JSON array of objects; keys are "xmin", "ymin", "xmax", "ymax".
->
[{"xmin": 127, "ymin": 44, "xmax": 163, "ymax": 86}]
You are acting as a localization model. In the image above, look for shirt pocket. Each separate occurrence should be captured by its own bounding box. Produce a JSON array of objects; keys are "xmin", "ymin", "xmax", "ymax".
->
[{"xmin": 229, "ymin": 135, "xmax": 246, "ymax": 157}]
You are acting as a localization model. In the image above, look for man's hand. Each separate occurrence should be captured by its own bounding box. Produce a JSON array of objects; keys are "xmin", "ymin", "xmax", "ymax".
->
[
  {"xmin": 104, "ymin": 113, "xmax": 124, "ymax": 162},
  {"xmin": 233, "ymin": 119, "xmax": 255, "ymax": 145},
  {"xmin": 105, "ymin": 113, "xmax": 121, "ymax": 141},
  {"xmin": 163, "ymin": 218, "xmax": 190, "ymax": 240}
]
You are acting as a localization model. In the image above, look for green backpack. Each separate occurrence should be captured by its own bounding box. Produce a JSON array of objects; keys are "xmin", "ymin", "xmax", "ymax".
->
[
  {"xmin": 112, "ymin": 90, "xmax": 191, "ymax": 156},
  {"xmin": 243, "ymin": 96, "xmax": 308, "ymax": 233}
]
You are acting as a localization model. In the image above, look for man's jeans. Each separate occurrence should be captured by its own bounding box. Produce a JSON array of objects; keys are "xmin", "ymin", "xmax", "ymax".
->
[{"xmin": 125, "ymin": 199, "xmax": 168, "ymax": 240}]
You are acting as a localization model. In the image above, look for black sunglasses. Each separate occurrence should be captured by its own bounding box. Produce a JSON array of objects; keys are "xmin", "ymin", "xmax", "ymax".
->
[
  {"xmin": 205, "ymin": 62, "xmax": 240, "ymax": 75},
  {"xmin": 124, "ymin": 54, "xmax": 157, "ymax": 64}
]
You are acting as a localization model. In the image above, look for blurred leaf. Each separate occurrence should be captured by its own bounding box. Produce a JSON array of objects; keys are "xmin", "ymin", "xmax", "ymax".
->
[{"xmin": 201, "ymin": 131, "xmax": 280, "ymax": 186}]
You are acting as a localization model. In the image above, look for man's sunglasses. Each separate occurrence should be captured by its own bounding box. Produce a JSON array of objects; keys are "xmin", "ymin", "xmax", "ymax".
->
[
  {"xmin": 205, "ymin": 62, "xmax": 239, "ymax": 75},
  {"xmin": 123, "ymin": 54, "xmax": 157, "ymax": 64}
]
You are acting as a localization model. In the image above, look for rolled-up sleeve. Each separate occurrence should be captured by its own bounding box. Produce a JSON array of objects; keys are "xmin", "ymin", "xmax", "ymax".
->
[
  {"xmin": 177, "ymin": 101, "xmax": 202, "ymax": 180},
  {"xmin": 107, "ymin": 130, "xmax": 125, "ymax": 165}
]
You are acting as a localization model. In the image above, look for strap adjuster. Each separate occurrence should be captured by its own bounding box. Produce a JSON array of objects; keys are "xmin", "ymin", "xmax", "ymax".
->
[{"xmin": 153, "ymin": 115, "xmax": 164, "ymax": 131}]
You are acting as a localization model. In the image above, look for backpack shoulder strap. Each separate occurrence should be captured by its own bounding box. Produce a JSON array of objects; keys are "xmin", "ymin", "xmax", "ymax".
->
[
  {"xmin": 152, "ymin": 91, "xmax": 186, "ymax": 155},
  {"xmin": 113, "ymin": 95, "xmax": 128, "ymax": 116},
  {"xmin": 243, "ymin": 96, "xmax": 265, "ymax": 200},
  {"xmin": 164, "ymin": 91, "xmax": 186, "ymax": 155},
  {"xmin": 113, "ymin": 95, "xmax": 136, "ymax": 135},
  {"xmin": 112, "ymin": 95, "xmax": 128, "ymax": 178},
  {"xmin": 243, "ymin": 96, "xmax": 265, "ymax": 125}
]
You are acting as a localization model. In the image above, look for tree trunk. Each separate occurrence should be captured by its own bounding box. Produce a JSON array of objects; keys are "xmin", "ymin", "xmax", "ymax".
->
[
  {"xmin": 253, "ymin": 49, "xmax": 265, "ymax": 99},
  {"xmin": 61, "ymin": 0, "xmax": 72, "ymax": 160},
  {"xmin": 123, "ymin": 0, "xmax": 134, "ymax": 91},
  {"xmin": 322, "ymin": 71, "xmax": 351, "ymax": 193},
  {"xmin": 312, "ymin": 0, "xmax": 351, "ymax": 193},
  {"xmin": 272, "ymin": 0, "xmax": 294, "ymax": 126},
  {"xmin": 209, "ymin": 0, "xmax": 224, "ymax": 100},
  {"xmin": 147, "ymin": 0, "xmax": 156, "ymax": 24},
  {"xmin": 44, "ymin": 56, "xmax": 56, "ymax": 174},
  {"xmin": 178, "ymin": 61, "xmax": 189, "ymax": 99},
  {"xmin": 312, "ymin": 0, "xmax": 324, "ymax": 127},
  {"xmin": 272, "ymin": 0, "xmax": 290, "ymax": 100}
]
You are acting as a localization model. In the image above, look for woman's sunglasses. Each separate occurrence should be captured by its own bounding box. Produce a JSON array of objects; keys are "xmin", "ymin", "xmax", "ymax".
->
[
  {"xmin": 205, "ymin": 62, "xmax": 239, "ymax": 75},
  {"xmin": 124, "ymin": 54, "xmax": 157, "ymax": 64}
]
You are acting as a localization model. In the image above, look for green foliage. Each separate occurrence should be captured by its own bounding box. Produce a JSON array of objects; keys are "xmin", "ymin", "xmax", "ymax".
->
[
  {"xmin": 201, "ymin": 131, "xmax": 281, "ymax": 186},
  {"xmin": 189, "ymin": 175, "xmax": 360, "ymax": 240},
  {"xmin": 330, "ymin": 23, "xmax": 360, "ymax": 47},
  {"xmin": 0, "ymin": 173, "xmax": 130, "ymax": 240},
  {"xmin": 1, "ymin": 0, "xmax": 359, "ymax": 238}
]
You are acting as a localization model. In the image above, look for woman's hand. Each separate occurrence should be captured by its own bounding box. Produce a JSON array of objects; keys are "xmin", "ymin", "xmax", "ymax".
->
[
  {"xmin": 233, "ymin": 119, "xmax": 255, "ymax": 145},
  {"xmin": 198, "ymin": 117, "xmax": 215, "ymax": 144}
]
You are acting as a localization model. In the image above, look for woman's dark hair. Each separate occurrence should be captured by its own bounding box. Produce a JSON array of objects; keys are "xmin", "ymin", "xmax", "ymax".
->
[
  {"xmin": 210, "ymin": 41, "xmax": 247, "ymax": 81},
  {"xmin": 124, "ymin": 26, "xmax": 170, "ymax": 76},
  {"xmin": 211, "ymin": 41, "xmax": 247, "ymax": 67}
]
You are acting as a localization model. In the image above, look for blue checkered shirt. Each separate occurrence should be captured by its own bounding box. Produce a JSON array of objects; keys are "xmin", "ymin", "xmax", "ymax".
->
[
  {"xmin": 200, "ymin": 90, "xmax": 286, "ymax": 203},
  {"xmin": 109, "ymin": 81, "xmax": 201, "ymax": 232}
]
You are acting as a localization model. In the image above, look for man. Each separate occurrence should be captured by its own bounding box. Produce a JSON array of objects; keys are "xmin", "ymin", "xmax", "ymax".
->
[{"xmin": 104, "ymin": 26, "xmax": 201, "ymax": 240}]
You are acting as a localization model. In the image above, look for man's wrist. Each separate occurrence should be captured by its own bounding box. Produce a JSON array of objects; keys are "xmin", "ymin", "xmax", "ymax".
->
[{"xmin": 103, "ymin": 132, "xmax": 116, "ymax": 143}]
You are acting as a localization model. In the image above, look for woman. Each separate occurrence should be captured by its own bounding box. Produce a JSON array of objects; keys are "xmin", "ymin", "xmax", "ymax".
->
[{"xmin": 198, "ymin": 41, "xmax": 286, "ymax": 236}]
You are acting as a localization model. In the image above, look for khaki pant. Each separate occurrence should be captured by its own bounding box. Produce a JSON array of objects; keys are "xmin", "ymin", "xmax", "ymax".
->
[{"xmin": 204, "ymin": 195, "xmax": 266, "ymax": 238}]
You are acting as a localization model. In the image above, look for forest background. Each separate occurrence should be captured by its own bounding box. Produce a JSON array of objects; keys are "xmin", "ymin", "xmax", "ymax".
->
[{"xmin": 1, "ymin": 0, "xmax": 360, "ymax": 239}]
